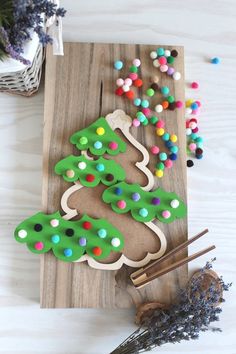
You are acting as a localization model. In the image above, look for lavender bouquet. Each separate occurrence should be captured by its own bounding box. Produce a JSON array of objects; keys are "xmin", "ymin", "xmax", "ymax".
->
[
  {"xmin": 0, "ymin": 0, "xmax": 66, "ymax": 65},
  {"xmin": 110, "ymin": 260, "xmax": 231, "ymax": 354}
]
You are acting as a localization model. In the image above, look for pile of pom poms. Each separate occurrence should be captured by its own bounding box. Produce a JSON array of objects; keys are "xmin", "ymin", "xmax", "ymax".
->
[{"xmin": 150, "ymin": 47, "xmax": 181, "ymax": 81}]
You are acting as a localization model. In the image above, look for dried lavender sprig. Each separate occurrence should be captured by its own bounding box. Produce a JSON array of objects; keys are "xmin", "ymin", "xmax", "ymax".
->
[{"xmin": 110, "ymin": 260, "xmax": 231, "ymax": 354}]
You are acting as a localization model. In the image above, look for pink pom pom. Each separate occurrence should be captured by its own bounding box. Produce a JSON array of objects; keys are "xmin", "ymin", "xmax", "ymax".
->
[
  {"xmin": 142, "ymin": 108, "xmax": 151, "ymax": 117},
  {"xmin": 34, "ymin": 242, "xmax": 44, "ymax": 251},
  {"xmin": 117, "ymin": 200, "xmax": 126, "ymax": 209},
  {"xmin": 124, "ymin": 78, "xmax": 132, "ymax": 86},
  {"xmin": 195, "ymin": 100, "xmax": 201, "ymax": 107},
  {"xmin": 192, "ymin": 109, "xmax": 199, "ymax": 115},
  {"xmin": 156, "ymin": 120, "xmax": 165, "ymax": 128},
  {"xmin": 189, "ymin": 122, "xmax": 197, "ymax": 129},
  {"xmin": 175, "ymin": 100, "xmax": 183, "ymax": 109},
  {"xmin": 191, "ymin": 82, "xmax": 199, "ymax": 89},
  {"xmin": 164, "ymin": 159, "xmax": 173, "ymax": 168},
  {"xmin": 116, "ymin": 78, "xmax": 124, "ymax": 87},
  {"xmin": 162, "ymin": 210, "xmax": 171, "ymax": 219},
  {"xmin": 129, "ymin": 73, "xmax": 138, "ymax": 81},
  {"xmin": 132, "ymin": 118, "xmax": 140, "ymax": 127},
  {"xmin": 189, "ymin": 143, "xmax": 197, "ymax": 151},
  {"xmin": 150, "ymin": 145, "xmax": 160, "ymax": 155},
  {"xmin": 109, "ymin": 141, "xmax": 118, "ymax": 150},
  {"xmin": 158, "ymin": 56, "xmax": 167, "ymax": 65},
  {"xmin": 192, "ymin": 127, "xmax": 199, "ymax": 133},
  {"xmin": 160, "ymin": 65, "xmax": 168, "ymax": 72}
]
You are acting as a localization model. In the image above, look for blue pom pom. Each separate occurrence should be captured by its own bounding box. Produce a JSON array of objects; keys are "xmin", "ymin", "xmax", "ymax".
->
[
  {"xmin": 64, "ymin": 248, "xmax": 73, "ymax": 257},
  {"xmin": 115, "ymin": 187, "xmax": 123, "ymax": 196},
  {"xmin": 114, "ymin": 60, "xmax": 123, "ymax": 70},
  {"xmin": 191, "ymin": 102, "xmax": 198, "ymax": 110},
  {"xmin": 169, "ymin": 153, "xmax": 178, "ymax": 161},
  {"xmin": 165, "ymin": 141, "xmax": 173, "ymax": 149},
  {"xmin": 211, "ymin": 57, "xmax": 221, "ymax": 64}
]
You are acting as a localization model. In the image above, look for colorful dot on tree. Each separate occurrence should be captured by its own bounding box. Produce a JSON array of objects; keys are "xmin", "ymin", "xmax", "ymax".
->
[
  {"xmin": 34, "ymin": 241, "xmax": 44, "ymax": 251},
  {"xmin": 86, "ymin": 174, "xmax": 95, "ymax": 182},
  {"xmin": 170, "ymin": 199, "xmax": 180, "ymax": 209},
  {"xmin": 66, "ymin": 169, "xmax": 75, "ymax": 178},
  {"xmin": 132, "ymin": 192, "xmax": 140, "ymax": 202},
  {"xmin": 51, "ymin": 235, "xmax": 60, "ymax": 244},
  {"xmin": 18, "ymin": 229, "xmax": 27, "ymax": 238},
  {"xmin": 78, "ymin": 161, "xmax": 87, "ymax": 170},
  {"xmin": 34, "ymin": 223, "xmax": 43, "ymax": 232},
  {"xmin": 96, "ymin": 127, "xmax": 105, "ymax": 136},
  {"xmin": 83, "ymin": 221, "xmax": 92, "ymax": 230},
  {"xmin": 115, "ymin": 187, "xmax": 123, "ymax": 195},
  {"xmin": 64, "ymin": 248, "xmax": 73, "ymax": 257},
  {"xmin": 109, "ymin": 141, "xmax": 118, "ymax": 150},
  {"xmin": 94, "ymin": 141, "xmax": 103, "ymax": 149},
  {"xmin": 111, "ymin": 238, "xmax": 121, "ymax": 247},
  {"xmin": 96, "ymin": 163, "xmax": 105, "ymax": 172},
  {"xmin": 139, "ymin": 208, "xmax": 148, "ymax": 217},
  {"xmin": 50, "ymin": 219, "xmax": 59, "ymax": 227},
  {"xmin": 162, "ymin": 210, "xmax": 171, "ymax": 219},
  {"xmin": 152, "ymin": 197, "xmax": 160, "ymax": 205},
  {"xmin": 97, "ymin": 229, "xmax": 107, "ymax": 238},
  {"xmin": 93, "ymin": 246, "xmax": 102, "ymax": 256},
  {"xmin": 79, "ymin": 136, "xmax": 88, "ymax": 145},
  {"xmin": 65, "ymin": 228, "xmax": 74, "ymax": 237},
  {"xmin": 79, "ymin": 237, "xmax": 87, "ymax": 246},
  {"xmin": 106, "ymin": 174, "xmax": 114, "ymax": 182},
  {"xmin": 117, "ymin": 200, "xmax": 126, "ymax": 209}
]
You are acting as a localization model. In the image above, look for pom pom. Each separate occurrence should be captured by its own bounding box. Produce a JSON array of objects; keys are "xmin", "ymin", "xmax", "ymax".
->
[{"xmin": 114, "ymin": 60, "xmax": 123, "ymax": 70}]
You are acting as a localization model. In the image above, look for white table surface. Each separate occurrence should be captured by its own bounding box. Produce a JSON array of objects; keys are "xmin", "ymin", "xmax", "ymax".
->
[{"xmin": 0, "ymin": 1, "xmax": 236, "ymax": 353}]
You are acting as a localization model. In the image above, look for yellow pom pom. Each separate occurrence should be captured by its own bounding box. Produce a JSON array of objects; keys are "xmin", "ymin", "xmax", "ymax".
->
[
  {"xmin": 170, "ymin": 134, "xmax": 178, "ymax": 143},
  {"xmin": 96, "ymin": 127, "xmax": 105, "ymax": 136},
  {"xmin": 155, "ymin": 169, "xmax": 164, "ymax": 178},
  {"xmin": 156, "ymin": 128, "xmax": 165, "ymax": 136},
  {"xmin": 186, "ymin": 99, "xmax": 194, "ymax": 107}
]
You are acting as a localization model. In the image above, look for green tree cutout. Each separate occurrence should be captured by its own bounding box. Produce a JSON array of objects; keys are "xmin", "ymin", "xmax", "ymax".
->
[
  {"xmin": 14, "ymin": 114, "xmax": 187, "ymax": 264},
  {"xmin": 14, "ymin": 212, "xmax": 124, "ymax": 262}
]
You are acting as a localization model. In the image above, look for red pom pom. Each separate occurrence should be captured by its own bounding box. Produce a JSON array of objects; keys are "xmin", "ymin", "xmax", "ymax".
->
[
  {"xmin": 86, "ymin": 174, "xmax": 95, "ymax": 182},
  {"xmin": 83, "ymin": 221, "xmax": 92, "ymax": 230},
  {"xmin": 93, "ymin": 246, "xmax": 102, "ymax": 256},
  {"xmin": 125, "ymin": 90, "xmax": 135, "ymax": 100},
  {"xmin": 115, "ymin": 87, "xmax": 124, "ymax": 96},
  {"xmin": 134, "ymin": 79, "xmax": 143, "ymax": 88}
]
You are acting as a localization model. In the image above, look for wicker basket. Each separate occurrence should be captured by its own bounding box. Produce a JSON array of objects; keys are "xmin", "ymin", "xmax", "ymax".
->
[{"xmin": 0, "ymin": 43, "xmax": 44, "ymax": 97}]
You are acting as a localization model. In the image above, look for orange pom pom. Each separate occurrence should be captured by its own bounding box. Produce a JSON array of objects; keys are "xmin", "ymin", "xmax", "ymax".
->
[
  {"xmin": 162, "ymin": 100, "xmax": 169, "ymax": 110},
  {"xmin": 134, "ymin": 79, "xmax": 143, "ymax": 88}
]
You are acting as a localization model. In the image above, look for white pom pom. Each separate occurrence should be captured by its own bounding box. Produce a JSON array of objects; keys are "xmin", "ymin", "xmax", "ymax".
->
[
  {"xmin": 173, "ymin": 71, "xmax": 181, "ymax": 80},
  {"xmin": 153, "ymin": 59, "xmax": 160, "ymax": 68},
  {"xmin": 150, "ymin": 51, "xmax": 158, "ymax": 59},
  {"xmin": 18, "ymin": 229, "xmax": 27, "ymax": 239},
  {"xmin": 122, "ymin": 85, "xmax": 130, "ymax": 92},
  {"xmin": 78, "ymin": 161, "xmax": 87, "ymax": 170},
  {"xmin": 170, "ymin": 199, "xmax": 180, "ymax": 208},
  {"xmin": 186, "ymin": 128, "xmax": 192, "ymax": 136},
  {"xmin": 164, "ymin": 50, "xmax": 171, "ymax": 57},
  {"xmin": 155, "ymin": 104, "xmax": 163, "ymax": 113},
  {"xmin": 185, "ymin": 107, "xmax": 192, "ymax": 115},
  {"xmin": 111, "ymin": 237, "xmax": 121, "ymax": 247}
]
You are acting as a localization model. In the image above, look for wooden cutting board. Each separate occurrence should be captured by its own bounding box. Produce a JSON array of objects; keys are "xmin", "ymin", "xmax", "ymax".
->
[{"xmin": 41, "ymin": 42, "xmax": 187, "ymax": 308}]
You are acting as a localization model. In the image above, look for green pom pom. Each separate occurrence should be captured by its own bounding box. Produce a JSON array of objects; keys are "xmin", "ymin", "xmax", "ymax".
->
[
  {"xmin": 129, "ymin": 65, "xmax": 138, "ymax": 73},
  {"xmin": 146, "ymin": 88, "xmax": 155, "ymax": 97},
  {"xmin": 167, "ymin": 56, "xmax": 175, "ymax": 64},
  {"xmin": 156, "ymin": 162, "xmax": 165, "ymax": 170},
  {"xmin": 150, "ymin": 116, "xmax": 158, "ymax": 125},
  {"xmin": 167, "ymin": 95, "xmax": 175, "ymax": 103}
]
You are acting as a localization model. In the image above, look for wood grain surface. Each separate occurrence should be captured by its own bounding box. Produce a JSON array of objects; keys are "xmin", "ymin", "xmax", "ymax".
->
[{"xmin": 41, "ymin": 42, "xmax": 187, "ymax": 308}]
